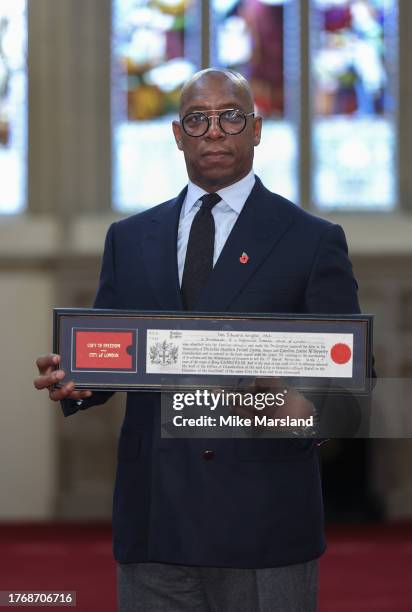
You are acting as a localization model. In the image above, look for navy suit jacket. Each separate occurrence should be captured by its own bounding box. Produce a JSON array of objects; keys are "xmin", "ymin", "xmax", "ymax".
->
[{"xmin": 63, "ymin": 176, "xmax": 361, "ymax": 567}]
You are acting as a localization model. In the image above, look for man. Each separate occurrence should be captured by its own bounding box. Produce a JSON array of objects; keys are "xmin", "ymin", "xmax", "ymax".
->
[{"xmin": 35, "ymin": 68, "xmax": 361, "ymax": 611}]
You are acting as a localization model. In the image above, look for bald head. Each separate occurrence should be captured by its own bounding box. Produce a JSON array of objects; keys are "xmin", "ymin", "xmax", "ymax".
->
[
  {"xmin": 172, "ymin": 67, "xmax": 262, "ymax": 192},
  {"xmin": 179, "ymin": 68, "xmax": 255, "ymax": 116}
]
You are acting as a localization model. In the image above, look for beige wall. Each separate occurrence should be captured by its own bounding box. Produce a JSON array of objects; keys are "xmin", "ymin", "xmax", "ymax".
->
[{"xmin": 0, "ymin": 270, "xmax": 56, "ymax": 518}]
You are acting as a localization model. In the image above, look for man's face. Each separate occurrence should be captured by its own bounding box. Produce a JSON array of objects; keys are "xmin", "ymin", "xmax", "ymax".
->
[{"xmin": 172, "ymin": 75, "xmax": 262, "ymax": 192}]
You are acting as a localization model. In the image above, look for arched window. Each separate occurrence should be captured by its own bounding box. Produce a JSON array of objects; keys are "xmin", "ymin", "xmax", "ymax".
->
[
  {"xmin": 112, "ymin": 0, "xmax": 399, "ymax": 212},
  {"xmin": 311, "ymin": 0, "xmax": 398, "ymax": 210},
  {"xmin": 0, "ymin": 0, "xmax": 27, "ymax": 214},
  {"xmin": 112, "ymin": 0, "xmax": 202, "ymax": 211},
  {"xmin": 210, "ymin": 0, "xmax": 300, "ymax": 202}
]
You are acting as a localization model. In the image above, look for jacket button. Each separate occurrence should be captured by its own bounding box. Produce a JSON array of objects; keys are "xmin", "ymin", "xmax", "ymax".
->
[{"xmin": 203, "ymin": 450, "xmax": 215, "ymax": 460}]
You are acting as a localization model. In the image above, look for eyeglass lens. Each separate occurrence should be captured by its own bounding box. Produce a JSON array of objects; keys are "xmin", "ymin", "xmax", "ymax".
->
[{"xmin": 182, "ymin": 110, "xmax": 247, "ymax": 136}]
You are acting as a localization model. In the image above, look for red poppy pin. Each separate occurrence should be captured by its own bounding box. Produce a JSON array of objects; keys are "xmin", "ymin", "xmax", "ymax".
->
[{"xmin": 239, "ymin": 252, "xmax": 249, "ymax": 264}]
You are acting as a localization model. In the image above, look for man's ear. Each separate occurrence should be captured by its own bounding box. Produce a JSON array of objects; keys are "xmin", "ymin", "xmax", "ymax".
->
[
  {"xmin": 172, "ymin": 120, "xmax": 184, "ymax": 150},
  {"xmin": 253, "ymin": 115, "xmax": 262, "ymax": 147}
]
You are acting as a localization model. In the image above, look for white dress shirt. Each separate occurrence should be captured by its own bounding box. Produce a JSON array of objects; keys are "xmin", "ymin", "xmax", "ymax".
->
[{"xmin": 177, "ymin": 170, "xmax": 256, "ymax": 285}]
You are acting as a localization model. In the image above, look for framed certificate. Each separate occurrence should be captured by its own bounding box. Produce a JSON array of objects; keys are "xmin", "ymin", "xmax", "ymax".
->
[{"xmin": 53, "ymin": 309, "xmax": 373, "ymax": 394}]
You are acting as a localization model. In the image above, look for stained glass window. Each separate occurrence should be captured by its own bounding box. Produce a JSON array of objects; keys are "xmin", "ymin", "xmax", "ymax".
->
[
  {"xmin": 113, "ymin": 0, "xmax": 201, "ymax": 211},
  {"xmin": 113, "ymin": 0, "xmax": 399, "ymax": 212},
  {"xmin": 311, "ymin": 0, "xmax": 398, "ymax": 210},
  {"xmin": 210, "ymin": 0, "xmax": 300, "ymax": 202},
  {"xmin": 0, "ymin": 0, "xmax": 27, "ymax": 214}
]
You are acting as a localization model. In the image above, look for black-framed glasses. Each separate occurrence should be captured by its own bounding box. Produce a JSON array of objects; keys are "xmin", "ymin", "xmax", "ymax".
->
[{"xmin": 181, "ymin": 109, "xmax": 255, "ymax": 137}]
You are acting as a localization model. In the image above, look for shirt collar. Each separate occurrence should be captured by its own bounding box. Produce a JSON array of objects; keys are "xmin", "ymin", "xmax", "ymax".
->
[{"xmin": 182, "ymin": 169, "xmax": 255, "ymax": 218}]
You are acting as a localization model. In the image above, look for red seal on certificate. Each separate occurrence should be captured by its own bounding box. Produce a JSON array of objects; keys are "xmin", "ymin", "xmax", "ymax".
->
[{"xmin": 330, "ymin": 343, "xmax": 352, "ymax": 364}]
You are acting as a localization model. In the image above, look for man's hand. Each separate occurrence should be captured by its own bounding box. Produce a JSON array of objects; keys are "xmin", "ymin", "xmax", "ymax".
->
[
  {"xmin": 34, "ymin": 353, "xmax": 92, "ymax": 402},
  {"xmin": 231, "ymin": 378, "xmax": 315, "ymax": 433}
]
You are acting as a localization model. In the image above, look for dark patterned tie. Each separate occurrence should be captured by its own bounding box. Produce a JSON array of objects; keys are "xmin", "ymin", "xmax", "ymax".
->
[{"xmin": 181, "ymin": 192, "xmax": 222, "ymax": 310}]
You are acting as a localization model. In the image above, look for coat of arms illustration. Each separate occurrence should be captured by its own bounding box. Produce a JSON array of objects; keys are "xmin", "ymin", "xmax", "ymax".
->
[{"xmin": 149, "ymin": 340, "xmax": 179, "ymax": 366}]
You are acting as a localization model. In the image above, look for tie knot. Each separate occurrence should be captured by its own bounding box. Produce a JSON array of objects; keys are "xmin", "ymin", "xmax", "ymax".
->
[{"xmin": 200, "ymin": 193, "xmax": 221, "ymax": 211}]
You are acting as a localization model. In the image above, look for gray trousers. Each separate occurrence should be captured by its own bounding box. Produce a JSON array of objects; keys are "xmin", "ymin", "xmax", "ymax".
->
[{"xmin": 117, "ymin": 560, "xmax": 318, "ymax": 612}]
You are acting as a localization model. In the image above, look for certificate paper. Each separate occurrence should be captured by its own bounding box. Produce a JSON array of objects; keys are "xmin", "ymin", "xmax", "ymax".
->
[{"xmin": 146, "ymin": 329, "xmax": 354, "ymax": 378}]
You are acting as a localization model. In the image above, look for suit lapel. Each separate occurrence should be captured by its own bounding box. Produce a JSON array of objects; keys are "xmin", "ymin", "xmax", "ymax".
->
[
  {"xmin": 196, "ymin": 178, "xmax": 295, "ymax": 311},
  {"xmin": 140, "ymin": 178, "xmax": 296, "ymax": 312},
  {"xmin": 141, "ymin": 188, "xmax": 186, "ymax": 310}
]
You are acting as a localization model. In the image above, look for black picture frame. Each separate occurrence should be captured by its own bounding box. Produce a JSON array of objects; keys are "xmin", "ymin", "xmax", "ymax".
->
[{"xmin": 53, "ymin": 309, "xmax": 373, "ymax": 394}]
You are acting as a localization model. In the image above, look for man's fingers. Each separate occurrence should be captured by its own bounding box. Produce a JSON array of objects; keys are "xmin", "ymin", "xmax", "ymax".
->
[
  {"xmin": 49, "ymin": 383, "xmax": 92, "ymax": 402},
  {"xmin": 48, "ymin": 381, "xmax": 75, "ymax": 401},
  {"xmin": 230, "ymin": 404, "xmax": 255, "ymax": 419},
  {"xmin": 278, "ymin": 391, "xmax": 315, "ymax": 418},
  {"xmin": 36, "ymin": 353, "xmax": 60, "ymax": 374},
  {"xmin": 33, "ymin": 369, "xmax": 65, "ymax": 390}
]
